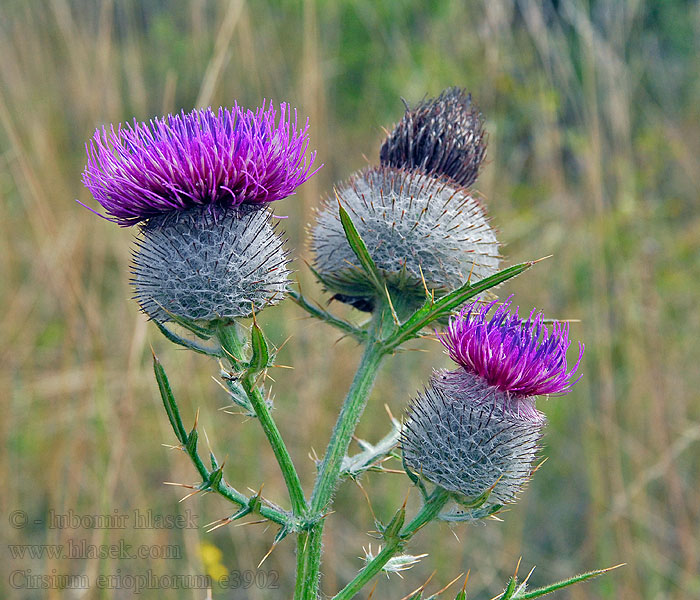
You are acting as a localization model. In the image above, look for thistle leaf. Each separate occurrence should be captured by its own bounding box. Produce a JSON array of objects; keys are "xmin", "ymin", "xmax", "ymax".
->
[
  {"xmin": 439, "ymin": 504, "xmax": 503, "ymax": 523},
  {"xmin": 186, "ymin": 428, "xmax": 198, "ymax": 455},
  {"xmin": 337, "ymin": 199, "xmax": 386, "ymax": 295},
  {"xmin": 153, "ymin": 321, "xmax": 221, "ymax": 356},
  {"xmin": 156, "ymin": 304, "xmax": 213, "ymax": 339},
  {"xmin": 500, "ymin": 577, "xmax": 517, "ymax": 600},
  {"xmin": 152, "ymin": 353, "xmax": 188, "ymax": 444},
  {"xmin": 402, "ymin": 454, "xmax": 428, "ymax": 499},
  {"xmin": 208, "ymin": 465, "xmax": 224, "ymax": 488},
  {"xmin": 382, "ymin": 504, "xmax": 406, "ymax": 541},
  {"xmin": 385, "ymin": 261, "xmax": 534, "ymax": 350},
  {"xmin": 513, "ymin": 565, "xmax": 624, "ymax": 599},
  {"xmin": 341, "ymin": 418, "xmax": 401, "ymax": 478},
  {"xmin": 248, "ymin": 319, "xmax": 271, "ymax": 374}
]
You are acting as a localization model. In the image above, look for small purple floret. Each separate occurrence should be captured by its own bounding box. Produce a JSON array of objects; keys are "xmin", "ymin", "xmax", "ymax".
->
[
  {"xmin": 82, "ymin": 102, "xmax": 319, "ymax": 226},
  {"xmin": 440, "ymin": 297, "xmax": 584, "ymax": 397}
]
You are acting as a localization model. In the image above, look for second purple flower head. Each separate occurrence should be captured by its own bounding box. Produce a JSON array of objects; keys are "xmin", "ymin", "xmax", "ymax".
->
[{"xmin": 403, "ymin": 297, "xmax": 584, "ymax": 507}]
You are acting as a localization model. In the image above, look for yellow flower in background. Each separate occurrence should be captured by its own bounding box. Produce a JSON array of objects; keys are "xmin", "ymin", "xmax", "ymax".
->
[{"xmin": 199, "ymin": 541, "xmax": 228, "ymax": 582}]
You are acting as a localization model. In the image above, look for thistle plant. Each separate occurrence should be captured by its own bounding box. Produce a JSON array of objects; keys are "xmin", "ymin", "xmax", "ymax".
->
[{"xmin": 81, "ymin": 91, "xmax": 618, "ymax": 599}]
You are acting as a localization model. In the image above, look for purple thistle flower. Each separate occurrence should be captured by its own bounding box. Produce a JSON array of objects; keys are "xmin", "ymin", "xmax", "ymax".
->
[
  {"xmin": 82, "ymin": 102, "xmax": 319, "ymax": 226},
  {"xmin": 440, "ymin": 297, "xmax": 584, "ymax": 398}
]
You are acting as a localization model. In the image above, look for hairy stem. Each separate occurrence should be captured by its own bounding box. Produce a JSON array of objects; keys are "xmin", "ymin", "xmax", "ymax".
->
[{"xmin": 294, "ymin": 531, "xmax": 310, "ymax": 599}]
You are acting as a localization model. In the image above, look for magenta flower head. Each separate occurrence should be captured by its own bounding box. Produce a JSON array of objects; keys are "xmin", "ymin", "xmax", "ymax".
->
[
  {"xmin": 82, "ymin": 101, "xmax": 320, "ymax": 323},
  {"xmin": 82, "ymin": 101, "xmax": 318, "ymax": 226},
  {"xmin": 440, "ymin": 297, "xmax": 584, "ymax": 400},
  {"xmin": 403, "ymin": 298, "xmax": 583, "ymax": 506}
]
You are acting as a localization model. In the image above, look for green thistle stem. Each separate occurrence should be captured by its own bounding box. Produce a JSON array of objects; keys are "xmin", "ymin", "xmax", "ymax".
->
[
  {"xmin": 217, "ymin": 325, "xmax": 307, "ymax": 516},
  {"xmin": 186, "ymin": 439, "xmax": 291, "ymax": 526},
  {"xmin": 332, "ymin": 487, "xmax": 451, "ymax": 600},
  {"xmin": 297, "ymin": 309, "xmax": 389, "ymax": 599},
  {"xmin": 152, "ymin": 352, "xmax": 291, "ymax": 526}
]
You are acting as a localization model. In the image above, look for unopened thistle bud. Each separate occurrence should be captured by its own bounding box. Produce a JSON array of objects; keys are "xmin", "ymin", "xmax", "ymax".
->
[
  {"xmin": 403, "ymin": 298, "xmax": 584, "ymax": 505},
  {"xmin": 82, "ymin": 102, "xmax": 319, "ymax": 322},
  {"xmin": 311, "ymin": 167, "xmax": 499, "ymax": 310},
  {"xmin": 380, "ymin": 87, "xmax": 486, "ymax": 188}
]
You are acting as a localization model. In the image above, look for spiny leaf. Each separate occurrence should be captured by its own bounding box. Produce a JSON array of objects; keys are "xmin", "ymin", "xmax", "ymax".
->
[
  {"xmin": 514, "ymin": 564, "xmax": 624, "ymax": 599},
  {"xmin": 453, "ymin": 481, "xmax": 497, "ymax": 509},
  {"xmin": 186, "ymin": 428, "xmax": 198, "ymax": 455},
  {"xmin": 385, "ymin": 261, "xmax": 534, "ymax": 350},
  {"xmin": 337, "ymin": 198, "xmax": 386, "ymax": 295},
  {"xmin": 248, "ymin": 318, "xmax": 270, "ymax": 373},
  {"xmin": 439, "ymin": 503, "xmax": 502, "ymax": 523},
  {"xmin": 274, "ymin": 525, "xmax": 291, "ymax": 544},
  {"xmin": 208, "ymin": 465, "xmax": 225, "ymax": 488},
  {"xmin": 288, "ymin": 289, "xmax": 365, "ymax": 339},
  {"xmin": 153, "ymin": 321, "xmax": 221, "ymax": 356},
  {"xmin": 152, "ymin": 353, "xmax": 188, "ymax": 444},
  {"xmin": 306, "ymin": 260, "xmax": 340, "ymax": 291},
  {"xmin": 382, "ymin": 504, "xmax": 407, "ymax": 541},
  {"xmin": 499, "ymin": 577, "xmax": 517, "ymax": 600},
  {"xmin": 156, "ymin": 305, "xmax": 213, "ymax": 339},
  {"xmin": 402, "ymin": 454, "xmax": 428, "ymax": 499}
]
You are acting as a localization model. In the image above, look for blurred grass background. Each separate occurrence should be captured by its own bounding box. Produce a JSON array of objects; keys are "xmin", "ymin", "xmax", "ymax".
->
[{"xmin": 1, "ymin": 0, "xmax": 699, "ymax": 598}]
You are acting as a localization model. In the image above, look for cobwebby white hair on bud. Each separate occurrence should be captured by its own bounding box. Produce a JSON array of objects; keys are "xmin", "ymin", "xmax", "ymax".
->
[
  {"xmin": 131, "ymin": 207, "xmax": 290, "ymax": 323},
  {"xmin": 402, "ymin": 370, "xmax": 544, "ymax": 505},
  {"xmin": 311, "ymin": 166, "xmax": 499, "ymax": 305}
]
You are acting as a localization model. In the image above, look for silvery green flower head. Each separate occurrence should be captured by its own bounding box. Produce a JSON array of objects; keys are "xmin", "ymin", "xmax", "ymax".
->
[
  {"xmin": 402, "ymin": 371, "xmax": 543, "ymax": 505},
  {"xmin": 82, "ymin": 102, "xmax": 320, "ymax": 323},
  {"xmin": 380, "ymin": 87, "xmax": 486, "ymax": 189},
  {"xmin": 311, "ymin": 166, "xmax": 499, "ymax": 311},
  {"xmin": 403, "ymin": 298, "xmax": 584, "ymax": 505}
]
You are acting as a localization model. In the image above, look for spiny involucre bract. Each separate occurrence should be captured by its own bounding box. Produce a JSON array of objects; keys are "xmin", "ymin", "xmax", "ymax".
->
[
  {"xmin": 380, "ymin": 87, "xmax": 486, "ymax": 189},
  {"xmin": 132, "ymin": 208, "xmax": 289, "ymax": 322},
  {"xmin": 83, "ymin": 102, "xmax": 318, "ymax": 226},
  {"xmin": 311, "ymin": 166, "xmax": 499, "ymax": 308},
  {"xmin": 402, "ymin": 370, "xmax": 543, "ymax": 505}
]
